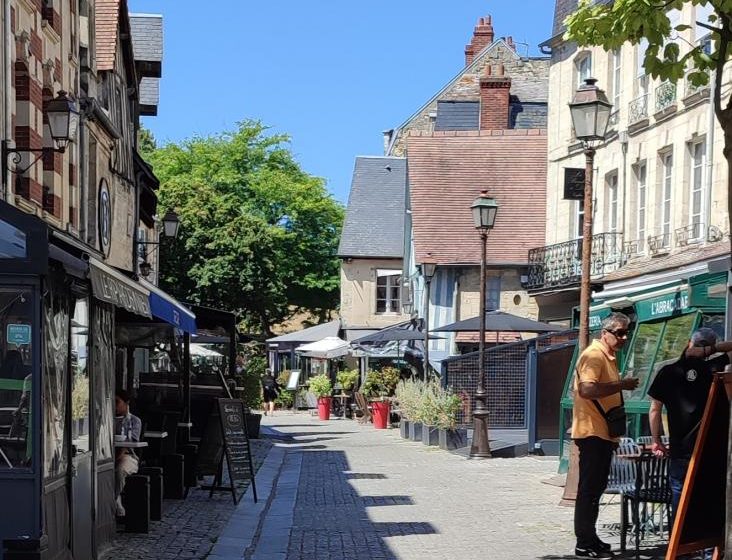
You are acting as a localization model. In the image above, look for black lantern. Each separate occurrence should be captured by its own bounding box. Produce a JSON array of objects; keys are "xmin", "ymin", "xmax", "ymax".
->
[
  {"xmin": 471, "ymin": 190, "xmax": 499, "ymax": 230},
  {"xmin": 161, "ymin": 209, "xmax": 180, "ymax": 239},
  {"xmin": 569, "ymin": 78, "xmax": 612, "ymax": 143},
  {"xmin": 45, "ymin": 91, "xmax": 80, "ymax": 152}
]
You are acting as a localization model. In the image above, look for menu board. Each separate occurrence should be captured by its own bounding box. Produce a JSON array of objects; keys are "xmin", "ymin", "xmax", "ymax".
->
[
  {"xmin": 195, "ymin": 402, "xmax": 224, "ymax": 477},
  {"xmin": 217, "ymin": 398, "xmax": 257, "ymax": 504}
]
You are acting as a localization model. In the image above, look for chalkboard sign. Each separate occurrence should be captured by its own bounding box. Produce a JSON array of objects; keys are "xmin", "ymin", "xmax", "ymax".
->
[
  {"xmin": 217, "ymin": 398, "xmax": 257, "ymax": 504},
  {"xmin": 666, "ymin": 375, "xmax": 727, "ymax": 558},
  {"xmin": 563, "ymin": 168, "xmax": 585, "ymax": 200}
]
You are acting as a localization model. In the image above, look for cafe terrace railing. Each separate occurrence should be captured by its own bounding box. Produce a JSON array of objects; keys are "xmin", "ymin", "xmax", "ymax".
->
[{"xmin": 524, "ymin": 232, "xmax": 624, "ymax": 291}]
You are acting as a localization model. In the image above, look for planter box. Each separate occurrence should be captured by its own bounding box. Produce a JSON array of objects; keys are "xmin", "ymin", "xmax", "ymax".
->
[
  {"xmin": 439, "ymin": 427, "xmax": 468, "ymax": 451},
  {"xmin": 422, "ymin": 426, "xmax": 439, "ymax": 446},
  {"xmin": 245, "ymin": 413, "xmax": 262, "ymax": 439},
  {"xmin": 409, "ymin": 422, "xmax": 423, "ymax": 442},
  {"xmin": 399, "ymin": 419, "xmax": 410, "ymax": 439}
]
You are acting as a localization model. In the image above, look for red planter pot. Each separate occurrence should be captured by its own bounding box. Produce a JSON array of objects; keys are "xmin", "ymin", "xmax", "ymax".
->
[
  {"xmin": 372, "ymin": 401, "xmax": 390, "ymax": 429},
  {"xmin": 317, "ymin": 397, "xmax": 332, "ymax": 420}
]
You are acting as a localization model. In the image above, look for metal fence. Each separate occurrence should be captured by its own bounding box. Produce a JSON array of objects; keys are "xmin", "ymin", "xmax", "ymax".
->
[{"xmin": 442, "ymin": 330, "xmax": 577, "ymax": 429}]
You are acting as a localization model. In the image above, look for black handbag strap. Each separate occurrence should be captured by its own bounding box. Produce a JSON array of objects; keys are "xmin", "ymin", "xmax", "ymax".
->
[{"xmin": 575, "ymin": 367, "xmax": 625, "ymax": 420}]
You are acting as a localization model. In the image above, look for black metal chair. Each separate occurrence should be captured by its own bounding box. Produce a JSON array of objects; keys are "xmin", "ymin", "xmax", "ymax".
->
[{"xmin": 621, "ymin": 451, "xmax": 672, "ymax": 558}]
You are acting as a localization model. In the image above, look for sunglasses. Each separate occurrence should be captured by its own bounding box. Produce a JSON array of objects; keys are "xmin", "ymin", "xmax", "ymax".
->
[{"xmin": 605, "ymin": 328, "xmax": 630, "ymax": 339}]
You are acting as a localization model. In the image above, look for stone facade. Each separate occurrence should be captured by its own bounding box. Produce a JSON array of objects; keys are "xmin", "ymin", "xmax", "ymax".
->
[
  {"xmin": 340, "ymin": 258, "xmax": 410, "ymax": 329},
  {"xmin": 457, "ymin": 268, "xmax": 538, "ymax": 321}
]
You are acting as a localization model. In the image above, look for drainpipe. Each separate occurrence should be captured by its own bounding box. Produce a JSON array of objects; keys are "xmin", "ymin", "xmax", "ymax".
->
[
  {"xmin": 3, "ymin": 0, "xmax": 11, "ymax": 201},
  {"xmin": 705, "ymin": 71, "xmax": 716, "ymax": 239}
]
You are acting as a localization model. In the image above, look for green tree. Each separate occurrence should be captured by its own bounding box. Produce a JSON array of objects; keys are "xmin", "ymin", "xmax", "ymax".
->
[
  {"xmin": 143, "ymin": 121, "xmax": 344, "ymax": 335},
  {"xmin": 137, "ymin": 126, "xmax": 157, "ymax": 158},
  {"xmin": 566, "ymin": 0, "xmax": 732, "ymax": 245}
]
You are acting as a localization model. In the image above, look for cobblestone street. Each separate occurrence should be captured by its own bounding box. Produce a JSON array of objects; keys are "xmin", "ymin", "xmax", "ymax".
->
[
  {"xmin": 204, "ymin": 413, "xmax": 668, "ymax": 560},
  {"xmin": 101, "ymin": 438, "xmax": 273, "ymax": 560}
]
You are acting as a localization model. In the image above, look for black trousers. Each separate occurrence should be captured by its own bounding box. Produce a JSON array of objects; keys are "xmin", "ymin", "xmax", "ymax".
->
[{"xmin": 574, "ymin": 436, "xmax": 615, "ymax": 548}]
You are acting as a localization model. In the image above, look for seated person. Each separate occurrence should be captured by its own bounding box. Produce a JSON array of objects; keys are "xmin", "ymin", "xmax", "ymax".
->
[{"xmin": 114, "ymin": 390, "xmax": 142, "ymax": 517}]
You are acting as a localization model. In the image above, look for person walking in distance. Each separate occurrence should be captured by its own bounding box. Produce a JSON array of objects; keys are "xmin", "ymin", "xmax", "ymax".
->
[
  {"xmin": 261, "ymin": 369, "xmax": 280, "ymax": 416},
  {"xmin": 572, "ymin": 312, "xmax": 639, "ymax": 558}
]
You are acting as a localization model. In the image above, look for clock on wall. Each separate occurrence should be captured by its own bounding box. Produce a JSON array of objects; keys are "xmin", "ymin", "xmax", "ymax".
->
[{"xmin": 98, "ymin": 179, "xmax": 112, "ymax": 256}]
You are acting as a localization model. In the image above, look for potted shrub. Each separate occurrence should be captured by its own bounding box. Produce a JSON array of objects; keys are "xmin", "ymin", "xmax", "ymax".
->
[
  {"xmin": 362, "ymin": 367, "xmax": 400, "ymax": 429},
  {"xmin": 275, "ymin": 370, "xmax": 294, "ymax": 410},
  {"xmin": 240, "ymin": 354, "xmax": 265, "ymax": 438},
  {"xmin": 308, "ymin": 374, "xmax": 333, "ymax": 421},
  {"xmin": 418, "ymin": 383, "xmax": 441, "ymax": 446},
  {"xmin": 435, "ymin": 388, "xmax": 467, "ymax": 451},
  {"xmin": 336, "ymin": 369, "xmax": 359, "ymax": 394},
  {"xmin": 395, "ymin": 379, "xmax": 423, "ymax": 439}
]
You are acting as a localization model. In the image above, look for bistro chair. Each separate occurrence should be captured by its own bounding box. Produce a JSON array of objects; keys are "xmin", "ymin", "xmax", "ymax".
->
[
  {"xmin": 621, "ymin": 451, "xmax": 672, "ymax": 558},
  {"xmin": 353, "ymin": 392, "xmax": 372, "ymax": 424}
]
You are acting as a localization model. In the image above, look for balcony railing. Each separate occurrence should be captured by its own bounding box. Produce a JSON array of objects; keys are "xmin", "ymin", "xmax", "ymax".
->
[
  {"xmin": 647, "ymin": 232, "xmax": 671, "ymax": 256},
  {"xmin": 675, "ymin": 222, "xmax": 704, "ymax": 247},
  {"xmin": 524, "ymin": 233, "xmax": 624, "ymax": 291},
  {"xmin": 629, "ymin": 93, "xmax": 649, "ymax": 124},
  {"xmin": 655, "ymin": 81, "xmax": 677, "ymax": 113}
]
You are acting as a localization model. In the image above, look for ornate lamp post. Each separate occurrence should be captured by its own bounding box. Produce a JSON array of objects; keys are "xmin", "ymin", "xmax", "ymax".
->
[
  {"xmin": 568, "ymin": 78, "xmax": 612, "ymax": 352},
  {"xmin": 420, "ymin": 257, "xmax": 437, "ymax": 380},
  {"xmin": 469, "ymin": 190, "xmax": 498, "ymax": 458}
]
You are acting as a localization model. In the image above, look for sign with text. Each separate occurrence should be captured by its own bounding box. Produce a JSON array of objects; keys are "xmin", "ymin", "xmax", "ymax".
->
[
  {"xmin": 6, "ymin": 324, "xmax": 30, "ymax": 345},
  {"xmin": 90, "ymin": 264, "xmax": 152, "ymax": 318},
  {"xmin": 563, "ymin": 168, "xmax": 585, "ymax": 200},
  {"xmin": 635, "ymin": 289, "xmax": 690, "ymax": 322},
  {"xmin": 217, "ymin": 399, "xmax": 257, "ymax": 504},
  {"xmin": 286, "ymin": 370, "xmax": 301, "ymax": 391}
]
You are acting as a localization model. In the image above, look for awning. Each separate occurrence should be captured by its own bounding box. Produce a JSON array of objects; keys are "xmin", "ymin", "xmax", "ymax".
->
[
  {"xmin": 376, "ymin": 268, "xmax": 402, "ymax": 277},
  {"xmin": 89, "ymin": 258, "xmax": 152, "ymax": 318},
  {"xmin": 140, "ymin": 278, "xmax": 197, "ymax": 333},
  {"xmin": 295, "ymin": 336, "xmax": 350, "ymax": 359}
]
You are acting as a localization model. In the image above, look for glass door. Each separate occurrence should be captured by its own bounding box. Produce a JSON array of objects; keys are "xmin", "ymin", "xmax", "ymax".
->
[{"xmin": 71, "ymin": 297, "xmax": 93, "ymax": 559}]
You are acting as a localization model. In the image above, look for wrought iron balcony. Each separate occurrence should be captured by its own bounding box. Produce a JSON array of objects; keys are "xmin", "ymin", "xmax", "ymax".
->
[
  {"xmin": 655, "ymin": 81, "xmax": 677, "ymax": 113},
  {"xmin": 628, "ymin": 93, "xmax": 649, "ymax": 124},
  {"xmin": 675, "ymin": 222, "xmax": 704, "ymax": 247},
  {"xmin": 524, "ymin": 233, "xmax": 624, "ymax": 291},
  {"xmin": 647, "ymin": 232, "xmax": 671, "ymax": 256}
]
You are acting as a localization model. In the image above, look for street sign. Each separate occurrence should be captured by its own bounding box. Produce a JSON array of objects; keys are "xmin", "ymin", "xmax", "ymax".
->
[
  {"xmin": 563, "ymin": 168, "xmax": 585, "ymax": 200},
  {"xmin": 7, "ymin": 324, "xmax": 31, "ymax": 345}
]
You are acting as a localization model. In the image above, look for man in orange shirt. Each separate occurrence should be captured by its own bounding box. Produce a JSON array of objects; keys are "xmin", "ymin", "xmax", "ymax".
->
[{"xmin": 572, "ymin": 312, "xmax": 639, "ymax": 558}]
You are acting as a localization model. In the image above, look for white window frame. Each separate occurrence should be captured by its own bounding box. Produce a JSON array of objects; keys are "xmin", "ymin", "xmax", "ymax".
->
[
  {"xmin": 636, "ymin": 39, "xmax": 650, "ymax": 97},
  {"xmin": 576, "ymin": 53, "xmax": 592, "ymax": 86},
  {"xmin": 636, "ymin": 162, "xmax": 647, "ymax": 252},
  {"xmin": 576, "ymin": 200, "xmax": 585, "ymax": 239},
  {"xmin": 661, "ymin": 151, "xmax": 673, "ymax": 246},
  {"xmin": 376, "ymin": 273, "xmax": 401, "ymax": 314},
  {"xmin": 607, "ymin": 172, "xmax": 619, "ymax": 233},
  {"xmin": 612, "ymin": 49, "xmax": 622, "ymax": 111},
  {"xmin": 689, "ymin": 139, "xmax": 706, "ymax": 238}
]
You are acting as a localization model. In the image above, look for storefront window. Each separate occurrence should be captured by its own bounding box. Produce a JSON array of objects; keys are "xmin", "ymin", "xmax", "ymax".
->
[
  {"xmin": 0, "ymin": 220, "xmax": 27, "ymax": 259},
  {"xmin": 71, "ymin": 299, "xmax": 90, "ymax": 455},
  {"xmin": 0, "ymin": 288, "xmax": 33, "ymax": 468},
  {"xmin": 43, "ymin": 284, "xmax": 70, "ymax": 478},
  {"xmin": 94, "ymin": 303, "xmax": 115, "ymax": 462},
  {"xmin": 624, "ymin": 322, "xmax": 664, "ymax": 399}
]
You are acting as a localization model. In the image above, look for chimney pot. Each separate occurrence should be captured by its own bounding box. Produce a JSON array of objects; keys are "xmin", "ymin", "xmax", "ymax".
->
[{"xmin": 465, "ymin": 12, "xmax": 495, "ymax": 66}]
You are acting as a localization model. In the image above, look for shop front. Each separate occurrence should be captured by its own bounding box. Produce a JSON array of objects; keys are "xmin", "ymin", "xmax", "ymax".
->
[{"xmin": 556, "ymin": 273, "xmax": 726, "ymax": 473}]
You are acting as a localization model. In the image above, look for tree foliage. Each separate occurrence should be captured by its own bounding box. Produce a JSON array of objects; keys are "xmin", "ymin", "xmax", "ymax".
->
[{"xmin": 143, "ymin": 121, "xmax": 344, "ymax": 335}]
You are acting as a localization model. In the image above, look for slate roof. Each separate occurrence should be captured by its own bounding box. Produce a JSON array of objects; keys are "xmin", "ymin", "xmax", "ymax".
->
[
  {"xmin": 337, "ymin": 156, "xmax": 407, "ymax": 259},
  {"xmin": 95, "ymin": 0, "xmax": 120, "ymax": 71},
  {"xmin": 129, "ymin": 14, "xmax": 163, "ymax": 62},
  {"xmin": 139, "ymin": 77, "xmax": 159, "ymax": 109},
  {"xmin": 266, "ymin": 319, "xmax": 341, "ymax": 343},
  {"xmin": 407, "ymin": 130, "xmax": 547, "ymax": 266}
]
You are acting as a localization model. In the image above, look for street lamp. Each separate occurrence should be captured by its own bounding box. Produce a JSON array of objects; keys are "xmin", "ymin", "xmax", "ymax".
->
[
  {"xmin": 137, "ymin": 209, "xmax": 181, "ymax": 277},
  {"xmin": 420, "ymin": 257, "xmax": 437, "ymax": 380},
  {"xmin": 469, "ymin": 190, "xmax": 498, "ymax": 459},
  {"xmin": 1, "ymin": 90, "xmax": 80, "ymax": 198},
  {"xmin": 569, "ymin": 78, "xmax": 612, "ymax": 351}
]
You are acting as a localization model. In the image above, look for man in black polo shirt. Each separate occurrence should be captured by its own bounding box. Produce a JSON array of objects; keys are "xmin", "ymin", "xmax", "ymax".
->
[{"xmin": 647, "ymin": 327, "xmax": 732, "ymax": 517}]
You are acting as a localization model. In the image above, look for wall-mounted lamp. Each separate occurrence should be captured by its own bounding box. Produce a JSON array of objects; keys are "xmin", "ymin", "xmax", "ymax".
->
[
  {"xmin": 136, "ymin": 209, "xmax": 180, "ymax": 277},
  {"xmin": 1, "ymin": 91, "xmax": 80, "ymax": 198}
]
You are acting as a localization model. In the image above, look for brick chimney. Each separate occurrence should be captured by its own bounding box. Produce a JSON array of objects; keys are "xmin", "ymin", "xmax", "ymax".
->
[
  {"xmin": 480, "ymin": 64, "xmax": 512, "ymax": 130},
  {"xmin": 465, "ymin": 15, "xmax": 494, "ymax": 66}
]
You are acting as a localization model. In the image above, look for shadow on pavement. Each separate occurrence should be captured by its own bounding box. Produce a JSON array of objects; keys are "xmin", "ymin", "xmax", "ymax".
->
[{"xmin": 285, "ymin": 448, "xmax": 436, "ymax": 559}]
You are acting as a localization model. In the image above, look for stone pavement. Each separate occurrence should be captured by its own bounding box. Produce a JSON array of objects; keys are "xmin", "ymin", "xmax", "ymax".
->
[
  {"xmin": 206, "ymin": 413, "xmax": 669, "ymax": 560},
  {"xmin": 101, "ymin": 437, "xmax": 273, "ymax": 560}
]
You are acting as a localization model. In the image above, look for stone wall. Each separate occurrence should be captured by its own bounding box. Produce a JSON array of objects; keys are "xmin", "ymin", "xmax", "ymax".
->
[{"xmin": 340, "ymin": 258, "xmax": 410, "ymax": 328}]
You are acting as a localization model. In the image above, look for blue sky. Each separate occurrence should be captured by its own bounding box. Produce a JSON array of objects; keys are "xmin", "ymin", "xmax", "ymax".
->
[{"xmin": 128, "ymin": 1, "xmax": 555, "ymax": 203}]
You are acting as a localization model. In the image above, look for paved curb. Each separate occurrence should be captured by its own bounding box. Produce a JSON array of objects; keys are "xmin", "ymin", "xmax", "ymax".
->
[{"xmin": 207, "ymin": 445, "xmax": 288, "ymax": 559}]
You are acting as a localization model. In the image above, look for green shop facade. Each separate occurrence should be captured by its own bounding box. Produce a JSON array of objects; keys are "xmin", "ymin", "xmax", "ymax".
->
[{"xmin": 557, "ymin": 271, "xmax": 728, "ymax": 472}]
